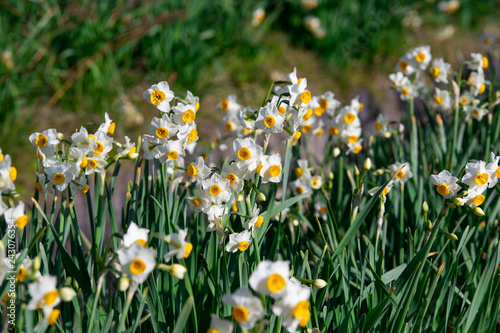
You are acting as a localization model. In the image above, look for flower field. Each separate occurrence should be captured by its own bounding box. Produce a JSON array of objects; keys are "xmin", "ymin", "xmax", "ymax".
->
[{"xmin": 2, "ymin": 10, "xmax": 500, "ymax": 332}]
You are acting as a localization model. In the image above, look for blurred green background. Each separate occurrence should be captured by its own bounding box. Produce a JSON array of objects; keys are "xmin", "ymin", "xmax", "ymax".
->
[{"xmin": 1, "ymin": 0, "xmax": 499, "ymax": 194}]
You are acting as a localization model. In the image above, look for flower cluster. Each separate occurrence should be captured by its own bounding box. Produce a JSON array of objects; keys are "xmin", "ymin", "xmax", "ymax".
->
[
  {"xmin": 210, "ymin": 260, "xmax": 314, "ymax": 333},
  {"xmin": 29, "ymin": 113, "xmax": 137, "ymax": 194},
  {"xmin": 430, "ymin": 153, "xmax": 500, "ymax": 214}
]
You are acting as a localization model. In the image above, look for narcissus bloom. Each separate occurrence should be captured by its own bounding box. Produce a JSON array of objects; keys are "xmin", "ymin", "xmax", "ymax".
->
[
  {"xmin": 118, "ymin": 243, "xmax": 157, "ymax": 284},
  {"xmin": 158, "ymin": 140, "xmax": 185, "ymax": 163},
  {"xmin": 390, "ymin": 162, "xmax": 412, "ymax": 183},
  {"xmin": 3, "ymin": 201, "xmax": 28, "ymax": 229},
  {"xmin": 149, "ymin": 114, "xmax": 179, "ymax": 141},
  {"xmin": 122, "ymin": 222, "xmax": 150, "ymax": 248},
  {"xmin": 430, "ymin": 170, "xmax": 461, "ymax": 198},
  {"xmin": 225, "ymin": 229, "xmax": 253, "ymax": 253},
  {"xmin": 462, "ymin": 160, "xmax": 496, "ymax": 192},
  {"xmin": 222, "ymin": 287, "xmax": 265, "ymax": 331},
  {"xmin": 45, "ymin": 162, "xmax": 75, "ymax": 191},
  {"xmin": 233, "ymin": 138, "xmax": 263, "ymax": 174},
  {"xmin": 255, "ymin": 104, "xmax": 285, "ymax": 134},
  {"xmin": 217, "ymin": 94, "xmax": 241, "ymax": 113},
  {"xmin": 202, "ymin": 173, "xmax": 231, "ymax": 205},
  {"xmin": 187, "ymin": 156, "xmax": 211, "ymax": 182},
  {"xmin": 249, "ymin": 260, "xmax": 290, "ymax": 298},
  {"xmin": 142, "ymin": 81, "xmax": 174, "ymax": 112},
  {"xmin": 164, "ymin": 228, "xmax": 193, "ymax": 261},
  {"xmin": 208, "ymin": 314, "xmax": 234, "ymax": 333},
  {"xmin": 29, "ymin": 129, "xmax": 60, "ymax": 158},
  {"xmin": 259, "ymin": 153, "xmax": 282, "ymax": 183},
  {"xmin": 221, "ymin": 163, "xmax": 246, "ymax": 193},
  {"xmin": 430, "ymin": 58, "xmax": 451, "ymax": 83},
  {"xmin": 27, "ymin": 275, "xmax": 60, "ymax": 310},
  {"xmin": 272, "ymin": 278, "xmax": 312, "ymax": 333}
]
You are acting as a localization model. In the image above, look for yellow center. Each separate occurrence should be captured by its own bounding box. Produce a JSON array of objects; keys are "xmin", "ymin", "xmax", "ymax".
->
[
  {"xmin": 264, "ymin": 116, "xmax": 276, "ymax": 128},
  {"xmin": 269, "ymin": 165, "xmax": 281, "ymax": 177},
  {"xmin": 225, "ymin": 173, "xmax": 237, "ymax": 185},
  {"xmin": 220, "ymin": 100, "xmax": 229, "ymax": 111},
  {"xmin": 416, "ymin": 52, "xmax": 426, "ymax": 63},
  {"xmin": 436, "ymin": 183, "xmax": 449, "ymax": 196},
  {"xmin": 135, "ymin": 239, "xmax": 147, "ymax": 247},
  {"xmin": 296, "ymin": 186, "xmax": 304, "ymax": 194},
  {"xmin": 94, "ymin": 142, "xmax": 104, "ymax": 154},
  {"xmin": 81, "ymin": 185, "xmax": 90, "ymax": 194},
  {"xmin": 278, "ymin": 106, "xmax": 286, "ymax": 115},
  {"xmin": 302, "ymin": 124, "xmax": 312, "ymax": 133},
  {"xmin": 292, "ymin": 300, "xmax": 311, "ymax": 327},
  {"xmin": 354, "ymin": 146, "xmax": 362, "ymax": 154},
  {"xmin": 344, "ymin": 113, "xmax": 356, "ymax": 124},
  {"xmin": 80, "ymin": 156, "xmax": 88, "ymax": 168},
  {"xmin": 401, "ymin": 88, "xmax": 409, "ymax": 96},
  {"xmin": 300, "ymin": 91, "xmax": 311, "ymax": 104},
  {"xmin": 207, "ymin": 330, "xmax": 220, "ymax": 333},
  {"xmin": 130, "ymin": 258, "xmax": 146, "ymax": 275},
  {"xmin": 15, "ymin": 215, "xmax": 28, "ymax": 229},
  {"xmin": 395, "ymin": 170, "xmax": 405, "ymax": 179},
  {"xmin": 168, "ymin": 150, "xmax": 178, "ymax": 160},
  {"xmin": 256, "ymin": 216, "xmax": 264, "ymax": 228},
  {"xmin": 156, "ymin": 127, "xmax": 169, "ymax": 139},
  {"xmin": 17, "ymin": 267, "xmax": 26, "ymax": 281},
  {"xmin": 479, "ymin": 84, "xmax": 486, "ymax": 94},
  {"xmin": 329, "ymin": 127, "xmax": 338, "ymax": 136},
  {"xmin": 473, "ymin": 195, "xmax": 485, "ymax": 206},
  {"xmin": 316, "ymin": 129, "xmax": 324, "ymax": 136},
  {"xmin": 496, "ymin": 166, "xmax": 500, "ymax": 178},
  {"xmin": 434, "ymin": 96, "xmax": 443, "ymax": 105},
  {"xmin": 195, "ymin": 102, "xmax": 200, "ymax": 111},
  {"xmin": 295, "ymin": 167, "xmax": 303, "ymax": 178},
  {"xmin": 256, "ymin": 163, "xmax": 263, "ymax": 175},
  {"xmin": 314, "ymin": 107, "xmax": 325, "ymax": 117},
  {"xmin": 375, "ymin": 122, "xmax": 382, "ymax": 131},
  {"xmin": 475, "ymin": 173, "xmax": 489, "ymax": 186},
  {"xmin": 183, "ymin": 243, "xmax": 193, "ymax": 259},
  {"xmin": 89, "ymin": 160, "xmax": 97, "ymax": 169},
  {"xmin": 238, "ymin": 241, "xmax": 249, "ymax": 251},
  {"xmin": 303, "ymin": 108, "xmax": 313, "ymax": 121},
  {"xmin": 182, "ymin": 109, "xmax": 196, "ymax": 123},
  {"xmin": 0, "ymin": 154, "xmax": 3, "ymax": 161},
  {"xmin": 36, "ymin": 134, "xmax": 48, "ymax": 148},
  {"xmin": 187, "ymin": 164, "xmax": 197, "ymax": 178},
  {"xmin": 43, "ymin": 290, "xmax": 60, "ymax": 306},
  {"xmin": 232, "ymin": 305, "xmax": 249, "ymax": 323},
  {"xmin": 192, "ymin": 198, "xmax": 202, "ymax": 207},
  {"xmin": 359, "ymin": 103, "xmax": 364, "ymax": 112},
  {"xmin": 267, "ymin": 273, "xmax": 286, "ymax": 293},
  {"xmin": 293, "ymin": 131, "xmax": 302, "ymax": 141},
  {"xmin": 432, "ymin": 67, "xmax": 440, "ymax": 78},
  {"xmin": 238, "ymin": 148, "xmax": 251, "ymax": 161},
  {"xmin": 482, "ymin": 56, "xmax": 488, "ymax": 69},
  {"xmin": 224, "ymin": 122, "xmax": 234, "ymax": 131},
  {"xmin": 53, "ymin": 173, "xmax": 65, "ymax": 184},
  {"xmin": 210, "ymin": 185, "xmax": 221, "ymax": 196},
  {"xmin": 108, "ymin": 123, "xmax": 116, "ymax": 134},
  {"xmin": 382, "ymin": 187, "xmax": 389, "ymax": 195},
  {"xmin": 319, "ymin": 98, "xmax": 328, "ymax": 109},
  {"xmin": 399, "ymin": 61, "xmax": 409, "ymax": 71},
  {"xmin": 150, "ymin": 89, "xmax": 166, "ymax": 105},
  {"xmin": 460, "ymin": 97, "xmax": 469, "ymax": 105},
  {"xmin": 187, "ymin": 128, "xmax": 198, "ymax": 143},
  {"xmin": 348, "ymin": 135, "xmax": 358, "ymax": 143},
  {"xmin": 48, "ymin": 309, "xmax": 60, "ymax": 326},
  {"xmin": 9, "ymin": 166, "xmax": 16, "ymax": 181},
  {"xmin": 320, "ymin": 206, "xmax": 328, "ymax": 214},
  {"xmin": 311, "ymin": 178, "xmax": 319, "ymax": 187},
  {"xmin": 232, "ymin": 202, "xmax": 238, "ymax": 211}
]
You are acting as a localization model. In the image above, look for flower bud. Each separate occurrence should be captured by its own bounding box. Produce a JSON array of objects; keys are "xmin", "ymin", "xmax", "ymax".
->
[
  {"xmin": 56, "ymin": 132, "xmax": 64, "ymax": 141},
  {"xmin": 333, "ymin": 147, "xmax": 341, "ymax": 157},
  {"xmin": 236, "ymin": 194, "xmax": 244, "ymax": 202},
  {"xmin": 257, "ymin": 192, "xmax": 266, "ymax": 202},
  {"xmin": 453, "ymin": 197, "xmax": 465, "ymax": 206},
  {"xmin": 422, "ymin": 201, "xmax": 429, "ymax": 212},
  {"xmin": 328, "ymin": 171, "xmax": 334, "ymax": 180},
  {"xmin": 313, "ymin": 279, "xmax": 327, "ymax": 289},
  {"xmin": 354, "ymin": 165, "xmax": 360, "ymax": 177},
  {"xmin": 59, "ymin": 287, "xmax": 77, "ymax": 302},
  {"xmin": 285, "ymin": 112, "xmax": 293, "ymax": 121},
  {"xmin": 363, "ymin": 158, "xmax": 372, "ymax": 170},
  {"xmin": 473, "ymin": 207, "xmax": 485, "ymax": 216},
  {"xmin": 118, "ymin": 276, "xmax": 130, "ymax": 291},
  {"xmin": 425, "ymin": 219, "xmax": 433, "ymax": 231},
  {"xmin": 33, "ymin": 257, "xmax": 41, "ymax": 272},
  {"xmin": 168, "ymin": 264, "xmax": 187, "ymax": 280},
  {"xmin": 446, "ymin": 233, "xmax": 458, "ymax": 242},
  {"xmin": 292, "ymin": 219, "xmax": 299, "ymax": 226},
  {"xmin": 126, "ymin": 152, "xmax": 139, "ymax": 160},
  {"xmin": 0, "ymin": 240, "xmax": 4, "ymax": 249}
]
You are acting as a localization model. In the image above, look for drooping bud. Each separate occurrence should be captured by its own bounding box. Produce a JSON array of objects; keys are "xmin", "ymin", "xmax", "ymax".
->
[
  {"xmin": 168, "ymin": 264, "xmax": 187, "ymax": 280},
  {"xmin": 333, "ymin": 147, "xmax": 341, "ymax": 157},
  {"xmin": 59, "ymin": 287, "xmax": 77, "ymax": 302},
  {"xmin": 473, "ymin": 207, "xmax": 485, "ymax": 216},
  {"xmin": 257, "ymin": 192, "xmax": 266, "ymax": 202},
  {"xmin": 313, "ymin": 279, "xmax": 327, "ymax": 289}
]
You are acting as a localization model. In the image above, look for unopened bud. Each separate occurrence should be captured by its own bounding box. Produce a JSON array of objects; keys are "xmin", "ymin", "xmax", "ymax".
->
[
  {"xmin": 285, "ymin": 112, "xmax": 293, "ymax": 121},
  {"xmin": 118, "ymin": 276, "xmax": 130, "ymax": 291},
  {"xmin": 422, "ymin": 201, "xmax": 429, "ymax": 212},
  {"xmin": 292, "ymin": 219, "xmax": 299, "ymax": 226},
  {"xmin": 425, "ymin": 219, "xmax": 433, "ymax": 231},
  {"xmin": 354, "ymin": 165, "xmax": 360, "ymax": 177},
  {"xmin": 257, "ymin": 192, "xmax": 266, "ymax": 202},
  {"xmin": 473, "ymin": 207, "xmax": 485, "ymax": 216},
  {"xmin": 0, "ymin": 240, "xmax": 4, "ymax": 250},
  {"xmin": 313, "ymin": 279, "xmax": 327, "ymax": 289},
  {"xmin": 59, "ymin": 287, "xmax": 77, "ymax": 301},
  {"xmin": 56, "ymin": 132, "xmax": 64, "ymax": 141},
  {"xmin": 127, "ymin": 152, "xmax": 139, "ymax": 160},
  {"xmin": 449, "ymin": 203, "xmax": 456, "ymax": 209},
  {"xmin": 363, "ymin": 158, "xmax": 372, "ymax": 170},
  {"xmin": 333, "ymin": 147, "xmax": 341, "ymax": 157},
  {"xmin": 459, "ymin": 190, "xmax": 468, "ymax": 197},
  {"xmin": 328, "ymin": 172, "xmax": 334, "ymax": 180},
  {"xmin": 33, "ymin": 257, "xmax": 41, "ymax": 272},
  {"xmin": 169, "ymin": 264, "xmax": 187, "ymax": 279},
  {"xmin": 446, "ymin": 233, "xmax": 458, "ymax": 242},
  {"xmin": 236, "ymin": 194, "xmax": 244, "ymax": 202},
  {"xmin": 453, "ymin": 197, "xmax": 465, "ymax": 206}
]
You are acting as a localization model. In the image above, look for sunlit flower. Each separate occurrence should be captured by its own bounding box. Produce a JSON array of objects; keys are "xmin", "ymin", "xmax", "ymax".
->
[
  {"xmin": 164, "ymin": 228, "xmax": 193, "ymax": 261},
  {"xmin": 390, "ymin": 162, "xmax": 412, "ymax": 183},
  {"xmin": 122, "ymin": 222, "xmax": 150, "ymax": 248},
  {"xmin": 272, "ymin": 278, "xmax": 311, "ymax": 333},
  {"xmin": 249, "ymin": 260, "xmax": 290, "ymax": 298},
  {"xmin": 430, "ymin": 170, "xmax": 461, "ymax": 198},
  {"xmin": 222, "ymin": 287, "xmax": 265, "ymax": 331},
  {"xmin": 259, "ymin": 153, "xmax": 282, "ymax": 183},
  {"xmin": 3, "ymin": 201, "xmax": 28, "ymax": 229},
  {"xmin": 208, "ymin": 314, "xmax": 234, "ymax": 333},
  {"xmin": 226, "ymin": 229, "xmax": 253, "ymax": 253},
  {"xmin": 118, "ymin": 243, "xmax": 157, "ymax": 284},
  {"xmin": 143, "ymin": 81, "xmax": 174, "ymax": 112}
]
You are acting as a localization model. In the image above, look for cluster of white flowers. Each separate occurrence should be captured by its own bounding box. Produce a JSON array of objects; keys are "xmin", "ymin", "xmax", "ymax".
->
[
  {"xmin": 390, "ymin": 45, "xmax": 494, "ymax": 122},
  {"xmin": 430, "ymin": 153, "xmax": 500, "ymax": 212},
  {"xmin": 29, "ymin": 113, "xmax": 136, "ymax": 194},
  {"xmin": 210, "ymin": 260, "xmax": 312, "ymax": 333}
]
